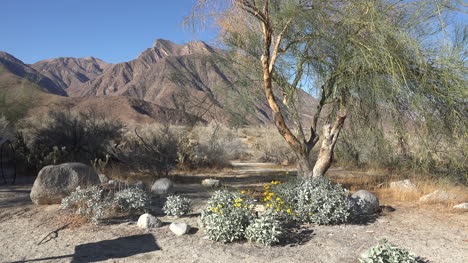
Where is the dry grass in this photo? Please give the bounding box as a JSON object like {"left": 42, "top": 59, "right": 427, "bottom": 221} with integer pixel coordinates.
{"left": 330, "top": 171, "right": 468, "bottom": 209}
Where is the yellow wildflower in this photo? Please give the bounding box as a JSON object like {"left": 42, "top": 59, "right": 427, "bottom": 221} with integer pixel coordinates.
{"left": 218, "top": 204, "right": 223, "bottom": 208}
{"left": 241, "top": 190, "right": 245, "bottom": 194}
{"left": 308, "top": 212, "right": 312, "bottom": 216}
{"left": 276, "top": 197, "right": 281, "bottom": 201}
{"left": 220, "top": 211, "right": 224, "bottom": 215}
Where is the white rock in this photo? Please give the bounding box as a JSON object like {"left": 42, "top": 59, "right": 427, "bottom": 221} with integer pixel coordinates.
{"left": 98, "top": 174, "right": 109, "bottom": 184}
{"left": 137, "top": 213, "right": 162, "bottom": 229}
{"left": 453, "top": 203, "right": 468, "bottom": 209}
{"left": 389, "top": 179, "right": 417, "bottom": 192}
{"left": 351, "top": 190, "right": 380, "bottom": 215}
{"left": 201, "top": 179, "right": 220, "bottom": 188}
{"left": 170, "top": 222, "right": 190, "bottom": 236}
{"left": 151, "top": 178, "right": 173, "bottom": 195}
{"left": 419, "top": 190, "right": 457, "bottom": 203}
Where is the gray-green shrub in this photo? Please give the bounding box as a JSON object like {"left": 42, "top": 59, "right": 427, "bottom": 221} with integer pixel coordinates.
{"left": 113, "top": 187, "right": 151, "bottom": 213}
{"left": 245, "top": 215, "right": 283, "bottom": 246}
{"left": 200, "top": 190, "right": 255, "bottom": 243}
{"left": 163, "top": 195, "right": 192, "bottom": 217}
{"left": 360, "top": 239, "right": 423, "bottom": 263}
{"left": 61, "top": 186, "right": 108, "bottom": 224}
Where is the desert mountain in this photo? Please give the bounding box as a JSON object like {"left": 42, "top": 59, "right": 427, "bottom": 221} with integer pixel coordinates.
{"left": 2, "top": 39, "right": 316, "bottom": 125}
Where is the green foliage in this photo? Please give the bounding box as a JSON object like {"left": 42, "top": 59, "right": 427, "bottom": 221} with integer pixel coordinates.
{"left": 113, "top": 188, "right": 151, "bottom": 213}
{"left": 163, "top": 195, "right": 192, "bottom": 217}
{"left": 200, "top": 190, "right": 255, "bottom": 243}
{"left": 360, "top": 239, "right": 423, "bottom": 263}
{"left": 61, "top": 186, "right": 108, "bottom": 224}
{"left": 245, "top": 215, "right": 283, "bottom": 246}
{"left": 271, "top": 177, "right": 352, "bottom": 225}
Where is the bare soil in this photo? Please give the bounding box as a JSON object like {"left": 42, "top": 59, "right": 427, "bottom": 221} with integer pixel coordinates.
{"left": 0, "top": 163, "right": 466, "bottom": 263}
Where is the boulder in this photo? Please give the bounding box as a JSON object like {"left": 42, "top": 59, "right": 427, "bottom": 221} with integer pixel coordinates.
{"left": 419, "top": 190, "right": 457, "bottom": 203}
{"left": 30, "top": 163, "right": 99, "bottom": 205}
{"left": 137, "top": 213, "right": 162, "bottom": 229}
{"left": 151, "top": 178, "right": 173, "bottom": 195}
{"left": 389, "top": 179, "right": 417, "bottom": 192}
{"left": 169, "top": 222, "right": 190, "bottom": 236}
{"left": 98, "top": 174, "right": 109, "bottom": 184}
{"left": 201, "top": 179, "right": 220, "bottom": 188}
{"left": 453, "top": 203, "right": 468, "bottom": 209}
{"left": 351, "top": 190, "right": 380, "bottom": 215}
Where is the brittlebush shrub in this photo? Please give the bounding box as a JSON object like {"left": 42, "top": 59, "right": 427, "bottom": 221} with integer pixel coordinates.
{"left": 360, "top": 239, "right": 424, "bottom": 263}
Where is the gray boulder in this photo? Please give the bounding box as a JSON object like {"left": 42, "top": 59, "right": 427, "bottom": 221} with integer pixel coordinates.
{"left": 389, "top": 179, "right": 417, "bottom": 192}
{"left": 98, "top": 174, "right": 109, "bottom": 184}
{"left": 151, "top": 178, "right": 173, "bottom": 195}
{"left": 169, "top": 222, "right": 190, "bottom": 236}
{"left": 30, "top": 163, "right": 99, "bottom": 205}
{"left": 201, "top": 179, "right": 220, "bottom": 188}
{"left": 131, "top": 181, "right": 146, "bottom": 190}
{"left": 137, "top": 213, "right": 162, "bottom": 229}
{"left": 419, "top": 190, "right": 457, "bottom": 203}
{"left": 351, "top": 190, "right": 380, "bottom": 215}
{"left": 453, "top": 203, "right": 468, "bottom": 209}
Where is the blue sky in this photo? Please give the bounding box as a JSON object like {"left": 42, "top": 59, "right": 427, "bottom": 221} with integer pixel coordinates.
{"left": 1, "top": 0, "right": 216, "bottom": 64}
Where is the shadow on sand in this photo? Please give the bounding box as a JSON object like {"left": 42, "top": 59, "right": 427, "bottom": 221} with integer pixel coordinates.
{"left": 7, "top": 234, "right": 160, "bottom": 263}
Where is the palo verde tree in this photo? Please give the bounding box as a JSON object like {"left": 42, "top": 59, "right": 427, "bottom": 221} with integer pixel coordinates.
{"left": 189, "top": 0, "right": 467, "bottom": 177}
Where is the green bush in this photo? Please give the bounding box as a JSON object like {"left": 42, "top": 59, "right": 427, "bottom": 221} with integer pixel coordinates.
{"left": 113, "top": 187, "right": 151, "bottom": 213}
{"left": 360, "top": 239, "right": 423, "bottom": 263}
{"left": 245, "top": 215, "right": 283, "bottom": 246}
{"left": 200, "top": 190, "right": 255, "bottom": 243}
{"left": 61, "top": 186, "right": 108, "bottom": 224}
{"left": 270, "top": 177, "right": 352, "bottom": 225}
{"left": 163, "top": 195, "right": 192, "bottom": 217}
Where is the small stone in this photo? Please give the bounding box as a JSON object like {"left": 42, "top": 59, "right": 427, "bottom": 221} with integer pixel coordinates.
{"left": 137, "top": 213, "right": 162, "bottom": 229}
{"left": 170, "top": 222, "right": 190, "bottom": 236}
{"left": 389, "top": 179, "right": 417, "bottom": 192}
{"left": 351, "top": 190, "right": 380, "bottom": 215}
{"left": 98, "top": 174, "right": 109, "bottom": 184}
{"left": 453, "top": 203, "right": 468, "bottom": 209}
{"left": 201, "top": 179, "right": 220, "bottom": 188}
{"left": 131, "top": 181, "right": 146, "bottom": 190}
{"left": 419, "top": 190, "right": 457, "bottom": 203}
{"left": 151, "top": 178, "right": 173, "bottom": 195}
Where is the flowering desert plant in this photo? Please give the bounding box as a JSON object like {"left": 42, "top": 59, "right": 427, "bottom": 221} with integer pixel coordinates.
{"left": 163, "top": 195, "right": 192, "bottom": 217}
{"left": 360, "top": 239, "right": 423, "bottom": 263}
{"left": 245, "top": 215, "right": 283, "bottom": 246}
{"left": 200, "top": 190, "right": 255, "bottom": 243}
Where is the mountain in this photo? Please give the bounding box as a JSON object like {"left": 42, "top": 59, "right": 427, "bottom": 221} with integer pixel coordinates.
{"left": 2, "top": 39, "right": 317, "bottom": 125}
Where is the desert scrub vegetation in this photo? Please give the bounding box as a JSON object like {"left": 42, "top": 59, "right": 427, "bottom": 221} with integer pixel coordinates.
{"left": 250, "top": 127, "right": 297, "bottom": 165}
{"left": 14, "top": 110, "right": 124, "bottom": 172}
{"left": 200, "top": 177, "right": 353, "bottom": 245}
{"left": 360, "top": 239, "right": 424, "bottom": 263}
{"left": 61, "top": 185, "right": 152, "bottom": 224}
{"left": 163, "top": 195, "right": 192, "bottom": 217}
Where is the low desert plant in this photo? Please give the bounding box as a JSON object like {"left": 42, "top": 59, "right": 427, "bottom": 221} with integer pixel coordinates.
{"left": 163, "top": 195, "right": 192, "bottom": 217}
{"left": 251, "top": 128, "right": 296, "bottom": 165}
{"left": 113, "top": 187, "right": 151, "bottom": 213}
{"left": 270, "top": 177, "right": 352, "bottom": 225}
{"left": 61, "top": 186, "right": 108, "bottom": 224}
{"left": 200, "top": 190, "right": 255, "bottom": 243}
{"left": 360, "top": 239, "right": 423, "bottom": 263}
{"left": 245, "top": 215, "right": 283, "bottom": 246}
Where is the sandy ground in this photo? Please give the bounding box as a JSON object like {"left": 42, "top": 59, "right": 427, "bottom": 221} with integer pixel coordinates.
{"left": 0, "top": 163, "right": 467, "bottom": 263}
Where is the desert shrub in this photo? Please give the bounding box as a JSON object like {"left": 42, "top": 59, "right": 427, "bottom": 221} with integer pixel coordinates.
{"left": 16, "top": 110, "right": 123, "bottom": 171}
{"left": 61, "top": 186, "right": 109, "bottom": 224}
{"left": 268, "top": 177, "right": 352, "bottom": 225}
{"left": 114, "top": 125, "right": 178, "bottom": 176}
{"left": 360, "top": 239, "right": 423, "bottom": 263}
{"left": 113, "top": 187, "right": 151, "bottom": 213}
{"left": 0, "top": 115, "right": 14, "bottom": 139}
{"left": 177, "top": 123, "right": 244, "bottom": 170}
{"left": 163, "top": 195, "right": 192, "bottom": 217}
{"left": 200, "top": 190, "right": 255, "bottom": 243}
{"left": 245, "top": 215, "right": 283, "bottom": 246}
{"left": 251, "top": 128, "right": 296, "bottom": 165}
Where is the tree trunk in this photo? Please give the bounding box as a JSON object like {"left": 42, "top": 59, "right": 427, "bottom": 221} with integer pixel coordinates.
{"left": 296, "top": 152, "right": 314, "bottom": 177}
{"left": 312, "top": 114, "right": 347, "bottom": 177}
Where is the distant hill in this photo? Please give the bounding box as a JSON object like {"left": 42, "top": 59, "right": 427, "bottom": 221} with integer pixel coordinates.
{"left": 1, "top": 39, "right": 317, "bottom": 125}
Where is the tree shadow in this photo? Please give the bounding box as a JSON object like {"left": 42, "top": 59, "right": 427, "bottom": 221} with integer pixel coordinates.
{"left": 7, "top": 234, "right": 160, "bottom": 263}
{"left": 277, "top": 224, "right": 315, "bottom": 247}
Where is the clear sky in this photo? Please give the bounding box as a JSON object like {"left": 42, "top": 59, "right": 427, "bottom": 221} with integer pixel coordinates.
{"left": 1, "top": 0, "right": 216, "bottom": 64}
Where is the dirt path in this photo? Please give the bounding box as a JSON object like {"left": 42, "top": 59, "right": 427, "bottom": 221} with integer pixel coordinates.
{"left": 0, "top": 163, "right": 466, "bottom": 263}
